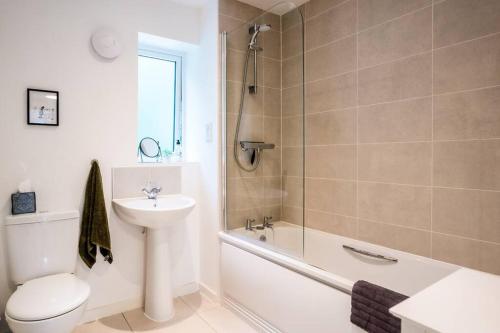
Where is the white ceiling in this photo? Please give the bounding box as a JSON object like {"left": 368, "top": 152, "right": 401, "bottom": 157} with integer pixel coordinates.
{"left": 169, "top": 0, "right": 208, "bottom": 8}
{"left": 237, "top": 0, "right": 308, "bottom": 12}
{"left": 169, "top": 0, "right": 308, "bottom": 13}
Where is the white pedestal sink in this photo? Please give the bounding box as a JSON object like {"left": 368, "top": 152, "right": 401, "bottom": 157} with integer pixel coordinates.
{"left": 112, "top": 194, "right": 195, "bottom": 322}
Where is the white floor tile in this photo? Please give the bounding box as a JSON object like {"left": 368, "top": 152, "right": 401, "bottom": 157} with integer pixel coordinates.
{"left": 181, "top": 292, "right": 218, "bottom": 313}
{"left": 73, "top": 313, "right": 131, "bottom": 333}
{"left": 123, "top": 298, "right": 215, "bottom": 333}
{"left": 197, "top": 307, "right": 259, "bottom": 333}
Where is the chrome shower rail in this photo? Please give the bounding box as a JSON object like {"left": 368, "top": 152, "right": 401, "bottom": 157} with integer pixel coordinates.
{"left": 342, "top": 245, "right": 398, "bottom": 263}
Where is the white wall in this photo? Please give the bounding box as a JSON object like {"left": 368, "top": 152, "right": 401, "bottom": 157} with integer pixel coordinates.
{"left": 184, "top": 0, "right": 221, "bottom": 297}
{"left": 0, "top": 0, "right": 203, "bottom": 318}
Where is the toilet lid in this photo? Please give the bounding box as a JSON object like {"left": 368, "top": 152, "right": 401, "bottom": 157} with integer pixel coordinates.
{"left": 6, "top": 273, "right": 90, "bottom": 321}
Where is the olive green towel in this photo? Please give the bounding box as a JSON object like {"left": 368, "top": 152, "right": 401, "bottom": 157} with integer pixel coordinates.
{"left": 79, "top": 160, "right": 113, "bottom": 268}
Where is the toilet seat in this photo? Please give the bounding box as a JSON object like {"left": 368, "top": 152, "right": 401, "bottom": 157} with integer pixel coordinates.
{"left": 6, "top": 273, "right": 90, "bottom": 321}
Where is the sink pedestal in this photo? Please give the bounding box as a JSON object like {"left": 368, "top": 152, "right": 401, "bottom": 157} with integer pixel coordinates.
{"left": 111, "top": 195, "right": 196, "bottom": 323}
{"left": 145, "top": 228, "right": 174, "bottom": 322}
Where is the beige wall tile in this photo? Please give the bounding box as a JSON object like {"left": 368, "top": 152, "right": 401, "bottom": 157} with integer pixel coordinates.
{"left": 359, "top": 53, "right": 432, "bottom": 105}
{"left": 222, "top": 16, "right": 249, "bottom": 51}
{"left": 261, "top": 29, "right": 281, "bottom": 60}
{"left": 282, "top": 55, "right": 303, "bottom": 89}
{"left": 433, "top": 187, "right": 500, "bottom": 243}
{"left": 263, "top": 87, "right": 281, "bottom": 117}
{"left": 282, "top": 205, "right": 304, "bottom": 225}
{"left": 306, "top": 36, "right": 356, "bottom": 82}
{"left": 282, "top": 85, "right": 304, "bottom": 117}
{"left": 262, "top": 147, "right": 281, "bottom": 176}
{"left": 282, "top": 147, "right": 303, "bottom": 177}
{"left": 227, "top": 81, "right": 263, "bottom": 115}
{"left": 358, "top": 182, "right": 431, "bottom": 229}
{"left": 358, "top": 0, "right": 431, "bottom": 31}
{"left": 219, "top": 13, "right": 244, "bottom": 32}
{"left": 262, "top": 205, "right": 282, "bottom": 223}
{"left": 256, "top": 12, "right": 281, "bottom": 32}
{"left": 219, "top": 0, "right": 262, "bottom": 21}
{"left": 306, "top": 72, "right": 357, "bottom": 113}
{"left": 306, "top": 0, "right": 356, "bottom": 51}
{"left": 227, "top": 49, "right": 262, "bottom": 85}
{"left": 226, "top": 177, "right": 263, "bottom": 211}
{"left": 432, "top": 233, "right": 500, "bottom": 275}
{"left": 306, "top": 210, "right": 357, "bottom": 237}
{"left": 358, "top": 142, "right": 432, "bottom": 185}
{"left": 263, "top": 177, "right": 282, "bottom": 206}
{"left": 229, "top": 145, "right": 265, "bottom": 175}
{"left": 263, "top": 116, "right": 281, "bottom": 147}
{"left": 283, "top": 116, "right": 303, "bottom": 147}
{"left": 283, "top": 176, "right": 303, "bottom": 207}
{"left": 283, "top": 24, "right": 303, "bottom": 59}
{"left": 227, "top": 208, "right": 261, "bottom": 229}
{"left": 358, "top": 97, "right": 432, "bottom": 143}
{"left": 262, "top": 57, "right": 281, "bottom": 89}
{"left": 434, "top": 86, "right": 500, "bottom": 140}
{"left": 282, "top": 5, "right": 304, "bottom": 31}
{"left": 306, "top": 178, "right": 356, "bottom": 216}
{"left": 227, "top": 113, "right": 263, "bottom": 143}
{"left": 358, "top": 220, "right": 431, "bottom": 256}
{"left": 434, "top": 140, "right": 500, "bottom": 191}
{"left": 306, "top": 109, "right": 356, "bottom": 145}
{"left": 434, "top": 0, "right": 500, "bottom": 48}
{"left": 358, "top": 7, "right": 432, "bottom": 68}
{"left": 227, "top": 147, "right": 262, "bottom": 178}
{"left": 434, "top": 33, "right": 500, "bottom": 94}
{"left": 306, "top": 145, "right": 356, "bottom": 179}
{"left": 305, "top": 0, "right": 350, "bottom": 19}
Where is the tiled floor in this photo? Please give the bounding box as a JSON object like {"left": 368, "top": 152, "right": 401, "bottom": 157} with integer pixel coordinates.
{"left": 74, "top": 292, "right": 259, "bottom": 333}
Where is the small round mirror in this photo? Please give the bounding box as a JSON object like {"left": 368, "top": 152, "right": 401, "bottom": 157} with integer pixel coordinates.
{"left": 139, "top": 137, "right": 161, "bottom": 158}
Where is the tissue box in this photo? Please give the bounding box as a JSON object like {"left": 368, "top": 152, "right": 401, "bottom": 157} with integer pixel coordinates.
{"left": 11, "top": 192, "right": 36, "bottom": 215}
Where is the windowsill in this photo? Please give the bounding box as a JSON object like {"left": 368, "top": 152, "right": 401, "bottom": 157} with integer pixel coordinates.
{"left": 113, "top": 160, "right": 199, "bottom": 169}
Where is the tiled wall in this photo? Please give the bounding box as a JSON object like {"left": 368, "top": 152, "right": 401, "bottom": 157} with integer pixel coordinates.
{"left": 220, "top": 0, "right": 286, "bottom": 229}
{"left": 283, "top": 0, "right": 500, "bottom": 275}
{"left": 221, "top": 0, "right": 500, "bottom": 275}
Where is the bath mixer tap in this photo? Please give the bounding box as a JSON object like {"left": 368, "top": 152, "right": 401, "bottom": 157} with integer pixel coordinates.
{"left": 263, "top": 216, "right": 273, "bottom": 228}
{"left": 142, "top": 186, "right": 162, "bottom": 200}
{"left": 245, "top": 218, "right": 256, "bottom": 231}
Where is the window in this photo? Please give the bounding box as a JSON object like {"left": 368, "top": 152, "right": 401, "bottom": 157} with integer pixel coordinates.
{"left": 138, "top": 49, "right": 182, "bottom": 157}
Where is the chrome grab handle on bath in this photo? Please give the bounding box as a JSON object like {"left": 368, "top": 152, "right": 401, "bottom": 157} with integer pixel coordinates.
{"left": 342, "top": 245, "right": 398, "bottom": 263}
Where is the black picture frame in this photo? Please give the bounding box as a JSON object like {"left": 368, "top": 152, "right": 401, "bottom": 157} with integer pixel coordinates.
{"left": 27, "top": 88, "right": 59, "bottom": 126}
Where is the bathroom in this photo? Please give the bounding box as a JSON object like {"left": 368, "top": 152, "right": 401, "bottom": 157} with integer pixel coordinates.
{"left": 0, "top": 0, "right": 499, "bottom": 332}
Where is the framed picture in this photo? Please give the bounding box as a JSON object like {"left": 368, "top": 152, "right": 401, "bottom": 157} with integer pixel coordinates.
{"left": 27, "top": 88, "right": 59, "bottom": 126}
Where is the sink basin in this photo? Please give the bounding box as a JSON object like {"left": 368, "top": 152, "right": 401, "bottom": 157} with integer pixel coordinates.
{"left": 112, "top": 195, "right": 195, "bottom": 229}
{"left": 112, "top": 194, "right": 196, "bottom": 322}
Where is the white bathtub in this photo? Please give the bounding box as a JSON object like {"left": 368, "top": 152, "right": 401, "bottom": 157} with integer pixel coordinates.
{"left": 219, "top": 222, "right": 458, "bottom": 332}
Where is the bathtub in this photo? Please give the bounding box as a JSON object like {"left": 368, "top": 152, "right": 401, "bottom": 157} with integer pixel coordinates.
{"left": 219, "top": 222, "right": 458, "bottom": 332}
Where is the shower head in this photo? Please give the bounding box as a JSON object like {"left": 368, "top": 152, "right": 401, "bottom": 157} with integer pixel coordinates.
{"left": 248, "top": 23, "right": 271, "bottom": 49}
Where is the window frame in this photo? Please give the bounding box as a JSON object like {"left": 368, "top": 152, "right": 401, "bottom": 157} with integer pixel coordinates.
{"left": 138, "top": 48, "right": 183, "bottom": 154}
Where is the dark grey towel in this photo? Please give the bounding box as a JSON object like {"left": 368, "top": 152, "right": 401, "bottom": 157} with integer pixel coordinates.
{"left": 79, "top": 160, "right": 113, "bottom": 268}
{"left": 351, "top": 280, "right": 408, "bottom": 333}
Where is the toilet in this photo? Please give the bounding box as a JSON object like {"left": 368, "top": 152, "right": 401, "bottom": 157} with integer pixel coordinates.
{"left": 4, "top": 211, "right": 90, "bottom": 333}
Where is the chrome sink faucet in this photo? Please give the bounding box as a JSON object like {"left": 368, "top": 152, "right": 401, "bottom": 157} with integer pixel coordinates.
{"left": 142, "top": 184, "right": 162, "bottom": 200}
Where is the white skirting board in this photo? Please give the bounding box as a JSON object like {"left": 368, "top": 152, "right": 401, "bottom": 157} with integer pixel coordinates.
{"left": 79, "top": 297, "right": 143, "bottom": 324}
{"left": 80, "top": 282, "right": 200, "bottom": 324}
